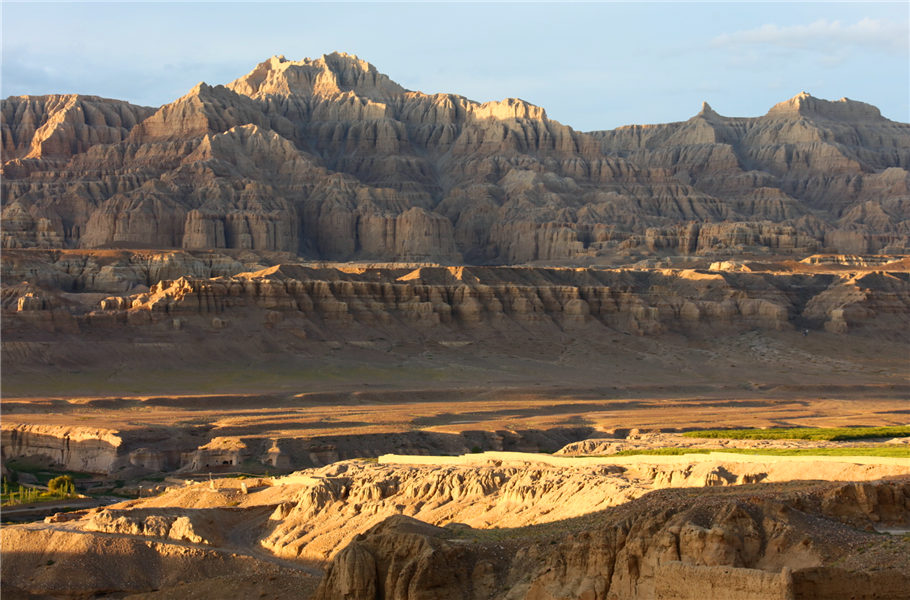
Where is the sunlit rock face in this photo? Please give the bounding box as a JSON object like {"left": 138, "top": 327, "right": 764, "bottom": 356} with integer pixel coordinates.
{"left": 1, "top": 457, "right": 908, "bottom": 598}
{"left": 4, "top": 250, "right": 908, "bottom": 342}
{"left": 1, "top": 424, "right": 124, "bottom": 473}
{"left": 314, "top": 478, "right": 910, "bottom": 600}
{"left": 3, "top": 53, "right": 909, "bottom": 261}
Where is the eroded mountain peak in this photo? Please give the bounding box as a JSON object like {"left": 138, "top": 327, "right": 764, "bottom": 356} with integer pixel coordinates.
{"left": 2, "top": 54, "right": 907, "bottom": 261}
{"left": 767, "top": 91, "right": 884, "bottom": 121}
{"left": 227, "top": 52, "right": 405, "bottom": 101}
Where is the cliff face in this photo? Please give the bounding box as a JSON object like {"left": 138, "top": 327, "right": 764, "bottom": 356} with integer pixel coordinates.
{"left": 594, "top": 96, "right": 910, "bottom": 254}
{"left": 3, "top": 54, "right": 908, "bottom": 262}
{"left": 1, "top": 424, "right": 123, "bottom": 473}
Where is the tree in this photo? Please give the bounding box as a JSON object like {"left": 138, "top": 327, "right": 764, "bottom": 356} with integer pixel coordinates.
{"left": 48, "top": 475, "right": 75, "bottom": 496}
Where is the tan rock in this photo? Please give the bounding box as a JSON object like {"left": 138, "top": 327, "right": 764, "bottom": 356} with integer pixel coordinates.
{"left": 1, "top": 94, "right": 154, "bottom": 160}
{"left": 4, "top": 60, "right": 908, "bottom": 259}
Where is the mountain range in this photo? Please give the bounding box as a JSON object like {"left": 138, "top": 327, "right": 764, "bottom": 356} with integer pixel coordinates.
{"left": 3, "top": 52, "right": 909, "bottom": 263}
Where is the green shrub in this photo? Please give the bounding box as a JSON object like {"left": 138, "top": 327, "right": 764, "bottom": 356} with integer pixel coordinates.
{"left": 47, "top": 475, "right": 75, "bottom": 495}
{"left": 682, "top": 426, "right": 910, "bottom": 442}
{"left": 607, "top": 446, "right": 909, "bottom": 458}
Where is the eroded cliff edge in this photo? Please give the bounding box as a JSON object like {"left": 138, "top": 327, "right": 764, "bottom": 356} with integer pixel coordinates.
{"left": 3, "top": 249, "right": 907, "bottom": 404}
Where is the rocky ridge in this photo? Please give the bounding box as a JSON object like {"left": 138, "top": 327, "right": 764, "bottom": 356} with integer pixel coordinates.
{"left": 3, "top": 54, "right": 909, "bottom": 262}
{"left": 4, "top": 251, "right": 908, "bottom": 348}
{"left": 0, "top": 419, "right": 593, "bottom": 478}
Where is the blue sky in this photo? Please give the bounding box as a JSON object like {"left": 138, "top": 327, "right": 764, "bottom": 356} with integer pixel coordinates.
{"left": 2, "top": 1, "right": 908, "bottom": 130}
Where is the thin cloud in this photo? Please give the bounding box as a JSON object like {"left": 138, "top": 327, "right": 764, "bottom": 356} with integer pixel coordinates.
{"left": 712, "top": 18, "right": 908, "bottom": 55}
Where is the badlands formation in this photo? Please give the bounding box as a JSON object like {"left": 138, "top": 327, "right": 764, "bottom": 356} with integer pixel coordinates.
{"left": 2, "top": 53, "right": 909, "bottom": 599}
{"left": 3, "top": 52, "right": 909, "bottom": 261}
{"left": 2, "top": 456, "right": 909, "bottom": 599}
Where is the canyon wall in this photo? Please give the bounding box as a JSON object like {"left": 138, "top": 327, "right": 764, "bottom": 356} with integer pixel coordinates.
{"left": 1, "top": 425, "right": 123, "bottom": 473}
{"left": 0, "top": 415, "right": 593, "bottom": 476}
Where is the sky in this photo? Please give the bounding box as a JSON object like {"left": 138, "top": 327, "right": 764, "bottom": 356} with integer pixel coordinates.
{"left": 2, "top": 1, "right": 908, "bottom": 131}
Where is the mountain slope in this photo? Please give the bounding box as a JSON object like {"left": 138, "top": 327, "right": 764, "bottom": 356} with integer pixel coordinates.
{"left": 2, "top": 53, "right": 908, "bottom": 263}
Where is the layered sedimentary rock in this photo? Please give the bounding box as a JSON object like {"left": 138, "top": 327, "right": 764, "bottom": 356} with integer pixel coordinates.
{"left": 0, "top": 416, "right": 591, "bottom": 476}
{"left": 0, "top": 422, "right": 225, "bottom": 475}
{"left": 1, "top": 424, "right": 123, "bottom": 473}
{"left": 4, "top": 251, "right": 908, "bottom": 343}
{"left": 3, "top": 54, "right": 908, "bottom": 261}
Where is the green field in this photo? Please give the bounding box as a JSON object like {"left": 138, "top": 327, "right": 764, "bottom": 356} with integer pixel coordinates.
{"left": 681, "top": 426, "right": 910, "bottom": 442}
{"left": 609, "top": 446, "right": 910, "bottom": 458}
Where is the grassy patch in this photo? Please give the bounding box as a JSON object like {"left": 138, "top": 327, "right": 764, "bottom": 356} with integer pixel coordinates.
{"left": 609, "top": 446, "right": 910, "bottom": 458}
{"left": 4, "top": 459, "right": 96, "bottom": 486}
{"left": 1, "top": 484, "right": 79, "bottom": 507}
{"left": 682, "top": 426, "right": 910, "bottom": 442}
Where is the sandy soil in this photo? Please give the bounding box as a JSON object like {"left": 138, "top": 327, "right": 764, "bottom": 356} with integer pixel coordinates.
{"left": 3, "top": 382, "right": 908, "bottom": 446}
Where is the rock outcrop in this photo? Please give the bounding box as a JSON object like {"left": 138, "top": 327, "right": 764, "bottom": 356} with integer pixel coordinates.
{"left": 0, "top": 422, "right": 214, "bottom": 476}
{"left": 2, "top": 250, "right": 906, "bottom": 405}
{"left": 0, "top": 404, "right": 593, "bottom": 476}
{"left": 4, "top": 252, "right": 907, "bottom": 343}
{"left": 1, "top": 424, "right": 123, "bottom": 473}
{"left": 1, "top": 94, "right": 155, "bottom": 160}
{"left": 3, "top": 54, "right": 908, "bottom": 261}
{"left": 314, "top": 477, "right": 910, "bottom": 600}
{"left": 2, "top": 456, "right": 907, "bottom": 599}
